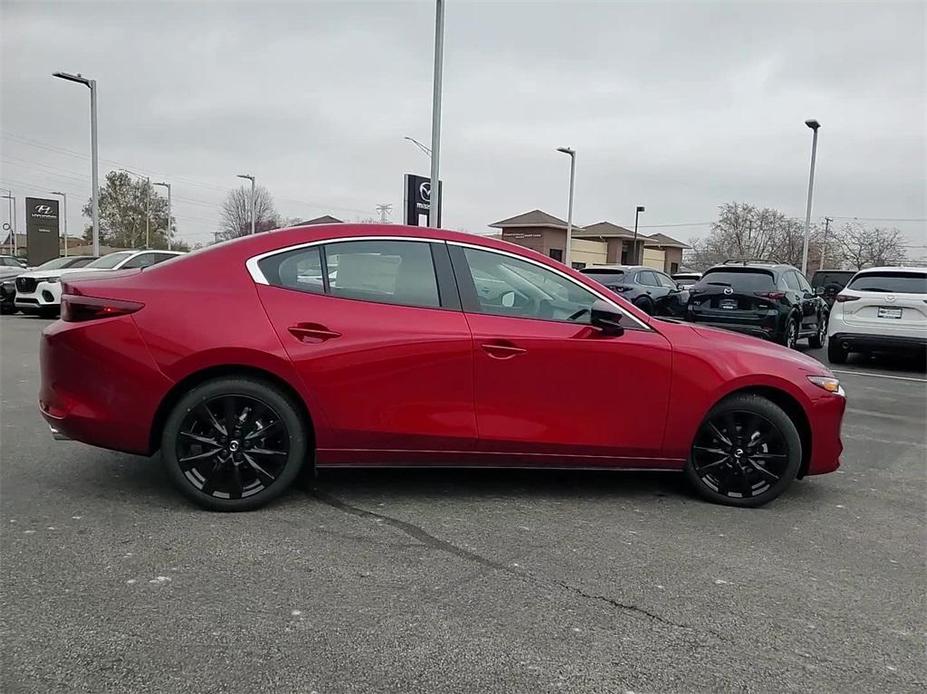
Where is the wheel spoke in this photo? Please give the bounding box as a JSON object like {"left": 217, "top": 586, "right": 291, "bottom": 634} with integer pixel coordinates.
{"left": 178, "top": 447, "right": 222, "bottom": 466}
{"left": 695, "top": 455, "right": 729, "bottom": 471}
{"left": 229, "top": 463, "right": 244, "bottom": 499}
{"left": 723, "top": 412, "right": 739, "bottom": 444}
{"left": 245, "top": 419, "right": 280, "bottom": 441}
{"left": 200, "top": 466, "right": 223, "bottom": 496}
{"left": 751, "top": 452, "right": 787, "bottom": 461}
{"left": 747, "top": 460, "right": 780, "bottom": 482}
{"left": 197, "top": 403, "right": 226, "bottom": 436}
{"left": 180, "top": 431, "right": 219, "bottom": 446}
{"left": 243, "top": 452, "right": 276, "bottom": 484}
{"left": 246, "top": 447, "right": 287, "bottom": 457}
{"left": 223, "top": 397, "right": 237, "bottom": 437}
{"left": 693, "top": 445, "right": 728, "bottom": 456}
{"left": 707, "top": 421, "right": 731, "bottom": 446}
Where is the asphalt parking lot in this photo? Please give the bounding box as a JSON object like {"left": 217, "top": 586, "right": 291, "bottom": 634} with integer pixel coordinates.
{"left": 1, "top": 314, "right": 925, "bottom": 693}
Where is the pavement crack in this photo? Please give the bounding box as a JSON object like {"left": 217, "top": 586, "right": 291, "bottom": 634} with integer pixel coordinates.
{"left": 311, "top": 489, "right": 519, "bottom": 576}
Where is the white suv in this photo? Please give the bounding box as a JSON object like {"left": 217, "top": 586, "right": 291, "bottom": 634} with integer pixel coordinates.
{"left": 14, "top": 250, "right": 183, "bottom": 316}
{"left": 827, "top": 266, "right": 927, "bottom": 363}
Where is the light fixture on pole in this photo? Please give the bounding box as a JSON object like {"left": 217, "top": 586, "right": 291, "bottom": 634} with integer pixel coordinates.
{"left": 237, "top": 174, "right": 256, "bottom": 235}
{"left": 403, "top": 136, "right": 432, "bottom": 158}
{"left": 556, "top": 147, "right": 576, "bottom": 267}
{"left": 53, "top": 71, "right": 99, "bottom": 256}
{"left": 50, "top": 191, "right": 68, "bottom": 256}
{"left": 119, "top": 168, "right": 151, "bottom": 248}
{"left": 428, "top": 0, "right": 445, "bottom": 228}
{"left": 801, "top": 119, "right": 821, "bottom": 276}
{"left": 633, "top": 205, "right": 646, "bottom": 264}
{"left": 1, "top": 192, "right": 16, "bottom": 257}
{"left": 153, "top": 182, "right": 172, "bottom": 250}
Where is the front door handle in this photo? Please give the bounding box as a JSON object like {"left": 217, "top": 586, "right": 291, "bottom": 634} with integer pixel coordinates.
{"left": 482, "top": 341, "right": 526, "bottom": 359}
{"left": 288, "top": 323, "right": 341, "bottom": 342}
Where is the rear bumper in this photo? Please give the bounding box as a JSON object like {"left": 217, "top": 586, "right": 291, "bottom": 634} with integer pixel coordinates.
{"left": 39, "top": 315, "right": 174, "bottom": 455}
{"left": 686, "top": 320, "right": 779, "bottom": 341}
{"left": 830, "top": 332, "right": 927, "bottom": 353}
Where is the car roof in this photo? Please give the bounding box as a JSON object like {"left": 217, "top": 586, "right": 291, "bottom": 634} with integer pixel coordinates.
{"left": 582, "top": 265, "right": 649, "bottom": 272}
{"left": 853, "top": 266, "right": 926, "bottom": 274}
{"left": 706, "top": 263, "right": 792, "bottom": 272}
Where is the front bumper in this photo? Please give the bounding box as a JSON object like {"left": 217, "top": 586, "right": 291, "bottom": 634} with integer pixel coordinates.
{"left": 15, "top": 281, "right": 62, "bottom": 309}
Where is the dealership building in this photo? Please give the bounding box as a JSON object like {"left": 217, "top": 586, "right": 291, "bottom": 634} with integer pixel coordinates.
{"left": 489, "top": 209, "right": 688, "bottom": 274}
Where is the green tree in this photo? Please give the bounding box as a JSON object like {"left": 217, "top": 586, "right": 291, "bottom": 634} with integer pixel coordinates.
{"left": 81, "top": 171, "right": 176, "bottom": 249}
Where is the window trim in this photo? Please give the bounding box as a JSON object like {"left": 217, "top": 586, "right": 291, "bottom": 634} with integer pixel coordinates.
{"left": 248, "top": 236, "right": 460, "bottom": 311}
{"left": 447, "top": 241, "right": 650, "bottom": 331}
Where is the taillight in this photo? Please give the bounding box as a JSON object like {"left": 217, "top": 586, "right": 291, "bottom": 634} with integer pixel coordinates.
{"left": 61, "top": 295, "right": 143, "bottom": 322}
{"left": 609, "top": 285, "right": 631, "bottom": 292}
{"left": 835, "top": 294, "right": 859, "bottom": 303}
{"left": 755, "top": 291, "right": 786, "bottom": 300}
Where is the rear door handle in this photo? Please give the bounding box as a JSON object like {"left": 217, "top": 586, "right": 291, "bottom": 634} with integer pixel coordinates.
{"left": 288, "top": 323, "right": 342, "bottom": 342}
{"left": 481, "top": 341, "right": 526, "bottom": 359}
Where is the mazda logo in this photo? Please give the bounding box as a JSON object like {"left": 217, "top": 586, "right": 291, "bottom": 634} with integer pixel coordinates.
{"left": 723, "top": 287, "right": 733, "bottom": 295}
{"left": 419, "top": 182, "right": 431, "bottom": 203}
{"left": 34, "top": 205, "right": 53, "bottom": 215}
{"left": 885, "top": 294, "right": 896, "bottom": 302}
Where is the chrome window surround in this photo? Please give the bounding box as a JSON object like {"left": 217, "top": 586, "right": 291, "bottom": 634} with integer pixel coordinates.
{"left": 245, "top": 235, "right": 651, "bottom": 331}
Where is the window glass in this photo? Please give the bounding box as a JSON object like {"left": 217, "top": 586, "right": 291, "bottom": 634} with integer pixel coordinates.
{"left": 259, "top": 246, "right": 325, "bottom": 294}
{"left": 85, "top": 251, "right": 134, "bottom": 269}
{"left": 325, "top": 240, "right": 440, "bottom": 308}
{"left": 695, "top": 269, "right": 776, "bottom": 291}
{"left": 122, "top": 253, "right": 159, "bottom": 269}
{"left": 655, "top": 272, "right": 677, "bottom": 289}
{"left": 782, "top": 272, "right": 802, "bottom": 291}
{"left": 637, "top": 270, "right": 659, "bottom": 287}
{"left": 848, "top": 272, "right": 927, "bottom": 294}
{"left": 462, "top": 247, "right": 599, "bottom": 323}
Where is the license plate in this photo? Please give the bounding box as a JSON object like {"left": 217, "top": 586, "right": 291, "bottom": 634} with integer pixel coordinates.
{"left": 720, "top": 299, "right": 737, "bottom": 310}
{"left": 878, "top": 307, "right": 902, "bottom": 319}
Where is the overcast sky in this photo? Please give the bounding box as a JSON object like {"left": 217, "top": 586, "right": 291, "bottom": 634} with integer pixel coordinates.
{"left": 1, "top": 0, "right": 924, "bottom": 252}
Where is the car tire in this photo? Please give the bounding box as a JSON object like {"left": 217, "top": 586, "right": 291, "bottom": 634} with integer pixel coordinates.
{"left": 633, "top": 297, "right": 655, "bottom": 315}
{"left": 827, "top": 340, "right": 848, "bottom": 364}
{"left": 161, "top": 376, "right": 309, "bottom": 512}
{"left": 780, "top": 316, "right": 799, "bottom": 349}
{"left": 684, "top": 393, "right": 802, "bottom": 508}
{"left": 808, "top": 312, "right": 827, "bottom": 349}
{"left": 38, "top": 307, "right": 58, "bottom": 319}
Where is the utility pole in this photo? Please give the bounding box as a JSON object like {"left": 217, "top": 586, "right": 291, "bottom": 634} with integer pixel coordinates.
{"left": 1, "top": 192, "right": 16, "bottom": 256}
{"left": 237, "top": 174, "right": 256, "bottom": 235}
{"left": 428, "top": 0, "right": 445, "bottom": 228}
{"left": 376, "top": 203, "right": 392, "bottom": 224}
{"left": 154, "top": 182, "right": 172, "bottom": 250}
{"left": 556, "top": 147, "right": 576, "bottom": 267}
{"left": 51, "top": 191, "right": 68, "bottom": 256}
{"left": 819, "top": 216, "right": 833, "bottom": 271}
{"left": 633, "top": 205, "right": 646, "bottom": 265}
{"left": 801, "top": 119, "right": 821, "bottom": 276}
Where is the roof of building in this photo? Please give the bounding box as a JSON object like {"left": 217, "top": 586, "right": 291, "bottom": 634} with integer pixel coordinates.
{"left": 643, "top": 232, "right": 689, "bottom": 249}
{"left": 292, "top": 215, "right": 343, "bottom": 226}
{"left": 574, "top": 222, "right": 637, "bottom": 239}
{"left": 489, "top": 209, "right": 583, "bottom": 231}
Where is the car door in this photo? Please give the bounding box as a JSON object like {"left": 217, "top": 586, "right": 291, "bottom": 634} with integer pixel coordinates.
{"left": 253, "top": 238, "right": 477, "bottom": 462}
{"left": 449, "top": 243, "right": 673, "bottom": 466}
{"left": 794, "top": 271, "right": 821, "bottom": 329}
{"left": 653, "top": 271, "right": 684, "bottom": 316}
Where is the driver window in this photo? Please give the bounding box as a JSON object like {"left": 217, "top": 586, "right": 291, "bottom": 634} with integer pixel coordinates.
{"left": 783, "top": 272, "right": 802, "bottom": 291}
{"left": 461, "top": 247, "right": 599, "bottom": 323}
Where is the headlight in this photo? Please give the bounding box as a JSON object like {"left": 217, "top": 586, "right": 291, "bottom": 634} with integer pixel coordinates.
{"left": 40, "top": 277, "right": 60, "bottom": 284}
{"left": 808, "top": 375, "right": 843, "bottom": 395}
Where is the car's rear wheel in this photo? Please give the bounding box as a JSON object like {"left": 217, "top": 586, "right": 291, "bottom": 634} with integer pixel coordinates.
{"left": 827, "top": 339, "right": 848, "bottom": 364}
{"left": 808, "top": 312, "right": 827, "bottom": 349}
{"left": 684, "top": 394, "right": 801, "bottom": 508}
{"left": 161, "top": 377, "right": 308, "bottom": 511}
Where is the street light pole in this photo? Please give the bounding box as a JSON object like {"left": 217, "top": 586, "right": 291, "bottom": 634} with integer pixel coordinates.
{"left": 801, "top": 119, "right": 821, "bottom": 276}
{"left": 153, "top": 182, "right": 172, "bottom": 250}
{"left": 556, "top": 147, "right": 576, "bottom": 267}
{"left": 428, "top": 0, "right": 445, "bottom": 228}
{"left": 403, "top": 136, "right": 432, "bottom": 158}
{"left": 1, "top": 193, "right": 16, "bottom": 256}
{"left": 237, "top": 174, "right": 256, "bottom": 235}
{"left": 53, "top": 71, "right": 99, "bottom": 256}
{"left": 633, "top": 205, "right": 646, "bottom": 265}
{"left": 50, "top": 191, "right": 68, "bottom": 256}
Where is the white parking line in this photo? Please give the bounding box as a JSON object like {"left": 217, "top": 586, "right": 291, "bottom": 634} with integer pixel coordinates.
{"left": 831, "top": 369, "right": 927, "bottom": 384}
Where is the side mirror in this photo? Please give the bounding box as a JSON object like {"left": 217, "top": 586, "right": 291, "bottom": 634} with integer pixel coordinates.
{"left": 815, "top": 286, "right": 825, "bottom": 296}
{"left": 591, "top": 299, "right": 625, "bottom": 336}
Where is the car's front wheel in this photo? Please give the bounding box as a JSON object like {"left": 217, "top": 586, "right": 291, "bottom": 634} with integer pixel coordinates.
{"left": 633, "top": 296, "right": 655, "bottom": 315}
{"left": 780, "top": 317, "right": 799, "bottom": 349}
{"left": 684, "top": 394, "right": 802, "bottom": 508}
{"left": 161, "top": 376, "right": 309, "bottom": 511}
{"left": 808, "top": 312, "right": 828, "bottom": 349}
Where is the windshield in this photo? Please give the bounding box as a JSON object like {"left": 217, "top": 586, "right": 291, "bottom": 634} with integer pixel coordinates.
{"left": 696, "top": 269, "right": 775, "bottom": 291}
{"left": 580, "top": 269, "right": 625, "bottom": 285}
{"left": 848, "top": 272, "right": 927, "bottom": 294}
{"left": 84, "top": 251, "right": 134, "bottom": 269}
{"left": 35, "top": 257, "right": 76, "bottom": 270}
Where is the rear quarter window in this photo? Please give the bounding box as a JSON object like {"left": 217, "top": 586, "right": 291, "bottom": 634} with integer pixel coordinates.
{"left": 580, "top": 270, "right": 625, "bottom": 286}
{"left": 695, "top": 270, "right": 775, "bottom": 291}
{"left": 847, "top": 272, "right": 927, "bottom": 294}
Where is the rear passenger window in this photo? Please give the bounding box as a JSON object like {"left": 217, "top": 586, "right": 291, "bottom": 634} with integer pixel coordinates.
{"left": 259, "top": 246, "right": 325, "bottom": 294}
{"left": 783, "top": 272, "right": 802, "bottom": 291}
{"left": 325, "top": 240, "right": 440, "bottom": 308}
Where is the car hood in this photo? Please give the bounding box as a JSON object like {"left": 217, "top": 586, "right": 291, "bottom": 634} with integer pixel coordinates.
{"left": 689, "top": 323, "right": 833, "bottom": 376}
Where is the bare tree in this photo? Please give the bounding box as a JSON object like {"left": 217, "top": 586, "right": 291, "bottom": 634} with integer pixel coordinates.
{"left": 688, "top": 202, "right": 824, "bottom": 271}
{"left": 219, "top": 185, "right": 279, "bottom": 240}
{"left": 834, "top": 223, "right": 907, "bottom": 270}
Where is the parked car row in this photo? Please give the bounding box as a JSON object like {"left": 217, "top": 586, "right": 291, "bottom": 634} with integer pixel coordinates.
{"left": 577, "top": 260, "right": 925, "bottom": 364}
{"left": 3, "top": 250, "right": 183, "bottom": 316}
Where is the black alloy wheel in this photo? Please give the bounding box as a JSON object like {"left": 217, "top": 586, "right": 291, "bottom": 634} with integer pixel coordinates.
{"left": 162, "top": 377, "right": 308, "bottom": 511}
{"left": 809, "top": 312, "right": 827, "bottom": 349}
{"left": 685, "top": 394, "right": 801, "bottom": 507}
{"left": 782, "top": 318, "right": 799, "bottom": 349}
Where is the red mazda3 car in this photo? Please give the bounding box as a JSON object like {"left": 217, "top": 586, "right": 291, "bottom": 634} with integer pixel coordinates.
{"left": 40, "top": 225, "right": 845, "bottom": 511}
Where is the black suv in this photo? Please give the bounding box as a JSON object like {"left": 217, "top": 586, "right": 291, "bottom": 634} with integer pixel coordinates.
{"left": 579, "top": 265, "right": 687, "bottom": 316}
{"left": 686, "top": 261, "right": 828, "bottom": 349}
{"left": 810, "top": 269, "right": 855, "bottom": 308}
